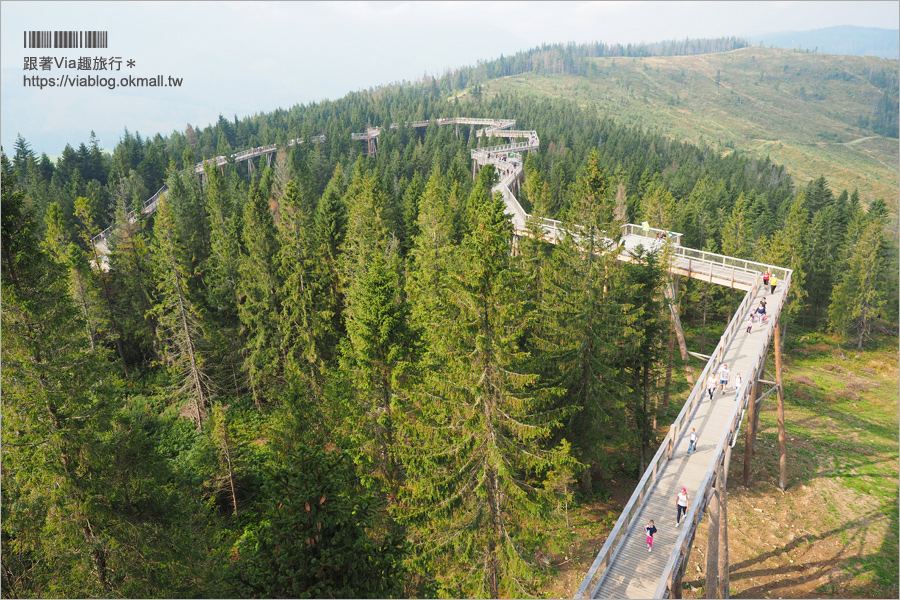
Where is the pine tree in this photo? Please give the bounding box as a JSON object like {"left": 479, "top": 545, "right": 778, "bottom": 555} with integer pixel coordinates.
{"left": 2, "top": 155, "right": 206, "bottom": 597}
{"left": 237, "top": 186, "right": 284, "bottom": 402}
{"left": 277, "top": 179, "right": 328, "bottom": 395}
{"left": 399, "top": 174, "right": 574, "bottom": 598}
{"left": 338, "top": 161, "right": 415, "bottom": 499}
{"left": 828, "top": 216, "right": 886, "bottom": 349}
{"left": 148, "top": 193, "right": 212, "bottom": 428}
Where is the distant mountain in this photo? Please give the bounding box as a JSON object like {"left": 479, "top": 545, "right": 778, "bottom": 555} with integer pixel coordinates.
{"left": 752, "top": 25, "right": 898, "bottom": 59}
{"left": 470, "top": 45, "right": 898, "bottom": 208}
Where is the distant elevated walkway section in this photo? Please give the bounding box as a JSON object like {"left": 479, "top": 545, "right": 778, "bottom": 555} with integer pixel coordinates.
{"left": 91, "top": 184, "right": 168, "bottom": 266}
{"left": 232, "top": 144, "right": 278, "bottom": 162}
{"left": 194, "top": 156, "right": 228, "bottom": 174}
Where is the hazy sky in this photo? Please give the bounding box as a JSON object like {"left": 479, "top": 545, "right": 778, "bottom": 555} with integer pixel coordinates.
{"left": 2, "top": 1, "right": 898, "bottom": 155}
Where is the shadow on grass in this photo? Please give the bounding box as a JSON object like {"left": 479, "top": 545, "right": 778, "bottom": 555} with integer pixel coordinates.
{"left": 682, "top": 506, "right": 897, "bottom": 598}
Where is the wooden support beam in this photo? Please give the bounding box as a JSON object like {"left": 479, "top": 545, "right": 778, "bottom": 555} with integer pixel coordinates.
{"left": 718, "top": 445, "right": 732, "bottom": 598}
{"left": 672, "top": 555, "right": 684, "bottom": 599}
{"left": 705, "top": 487, "right": 720, "bottom": 599}
{"left": 665, "top": 278, "right": 695, "bottom": 385}
{"left": 688, "top": 351, "right": 712, "bottom": 361}
{"left": 774, "top": 323, "right": 788, "bottom": 490}
{"left": 743, "top": 377, "right": 758, "bottom": 486}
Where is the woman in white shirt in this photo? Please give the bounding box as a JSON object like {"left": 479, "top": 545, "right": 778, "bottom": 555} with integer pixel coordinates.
{"left": 676, "top": 487, "right": 690, "bottom": 527}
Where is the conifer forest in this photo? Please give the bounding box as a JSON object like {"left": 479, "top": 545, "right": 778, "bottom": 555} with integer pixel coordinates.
{"left": 2, "top": 75, "right": 897, "bottom": 598}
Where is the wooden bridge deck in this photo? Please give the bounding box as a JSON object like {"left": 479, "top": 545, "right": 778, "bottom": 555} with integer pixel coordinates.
{"left": 590, "top": 279, "right": 784, "bottom": 597}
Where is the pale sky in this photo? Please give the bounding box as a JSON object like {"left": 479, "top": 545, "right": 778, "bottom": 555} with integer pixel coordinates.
{"left": 2, "top": 1, "right": 898, "bottom": 155}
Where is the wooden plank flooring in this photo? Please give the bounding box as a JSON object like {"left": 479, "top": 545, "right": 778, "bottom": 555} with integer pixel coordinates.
{"left": 592, "top": 280, "right": 785, "bottom": 598}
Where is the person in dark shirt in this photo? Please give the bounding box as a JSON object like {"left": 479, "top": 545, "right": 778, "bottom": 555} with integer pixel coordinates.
{"left": 645, "top": 520, "right": 657, "bottom": 552}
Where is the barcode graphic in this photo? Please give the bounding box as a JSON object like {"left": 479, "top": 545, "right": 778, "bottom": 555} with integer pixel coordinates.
{"left": 24, "top": 30, "right": 107, "bottom": 49}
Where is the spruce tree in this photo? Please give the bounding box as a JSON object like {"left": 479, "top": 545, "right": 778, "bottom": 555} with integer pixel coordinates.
{"left": 530, "top": 164, "right": 635, "bottom": 483}
{"left": 237, "top": 186, "right": 284, "bottom": 402}
{"left": 106, "top": 195, "right": 157, "bottom": 365}
{"left": 313, "top": 165, "right": 348, "bottom": 363}
{"left": 277, "top": 179, "right": 328, "bottom": 396}
{"left": 828, "top": 216, "right": 887, "bottom": 349}
{"left": 399, "top": 173, "right": 574, "bottom": 598}
{"left": 148, "top": 193, "right": 212, "bottom": 428}
{"left": 338, "top": 161, "right": 415, "bottom": 499}
{"left": 201, "top": 165, "right": 245, "bottom": 398}
{"left": 2, "top": 155, "right": 206, "bottom": 597}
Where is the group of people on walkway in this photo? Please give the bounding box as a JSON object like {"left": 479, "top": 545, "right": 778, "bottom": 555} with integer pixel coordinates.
{"left": 644, "top": 487, "right": 691, "bottom": 553}
{"left": 643, "top": 269, "right": 780, "bottom": 557}
{"left": 763, "top": 270, "right": 779, "bottom": 295}
{"left": 746, "top": 297, "right": 768, "bottom": 333}
{"left": 706, "top": 363, "right": 742, "bottom": 402}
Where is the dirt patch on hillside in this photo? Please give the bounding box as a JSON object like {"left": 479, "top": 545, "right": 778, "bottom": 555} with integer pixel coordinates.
{"left": 793, "top": 375, "right": 819, "bottom": 388}
{"left": 680, "top": 477, "right": 894, "bottom": 599}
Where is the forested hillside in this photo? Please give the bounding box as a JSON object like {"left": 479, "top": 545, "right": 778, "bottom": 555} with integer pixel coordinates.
{"left": 3, "top": 67, "right": 897, "bottom": 597}
{"left": 462, "top": 44, "right": 899, "bottom": 217}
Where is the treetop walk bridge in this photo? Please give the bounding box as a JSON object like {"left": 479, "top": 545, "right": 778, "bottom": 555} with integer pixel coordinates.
{"left": 91, "top": 121, "right": 792, "bottom": 600}
{"left": 468, "top": 121, "right": 792, "bottom": 599}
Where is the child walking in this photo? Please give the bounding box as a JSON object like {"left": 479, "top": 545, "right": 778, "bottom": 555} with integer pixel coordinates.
{"left": 687, "top": 428, "right": 698, "bottom": 455}
{"left": 746, "top": 313, "right": 754, "bottom": 334}
{"left": 645, "top": 520, "right": 657, "bottom": 552}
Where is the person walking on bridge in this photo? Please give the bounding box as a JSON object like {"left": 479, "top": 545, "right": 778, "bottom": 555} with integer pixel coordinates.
{"left": 675, "top": 488, "right": 690, "bottom": 527}
{"left": 770, "top": 274, "right": 778, "bottom": 295}
{"left": 763, "top": 269, "right": 770, "bottom": 292}
{"left": 707, "top": 372, "right": 717, "bottom": 401}
{"left": 718, "top": 363, "right": 730, "bottom": 394}
{"left": 645, "top": 520, "right": 657, "bottom": 552}
{"left": 687, "top": 428, "right": 699, "bottom": 455}
{"left": 756, "top": 300, "right": 768, "bottom": 323}
{"left": 733, "top": 373, "right": 743, "bottom": 401}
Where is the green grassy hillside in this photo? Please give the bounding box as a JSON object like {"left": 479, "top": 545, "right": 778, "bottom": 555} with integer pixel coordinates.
{"left": 476, "top": 46, "right": 898, "bottom": 214}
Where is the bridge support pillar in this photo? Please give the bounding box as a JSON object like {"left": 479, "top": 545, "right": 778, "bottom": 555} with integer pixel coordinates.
{"left": 705, "top": 487, "right": 720, "bottom": 599}
{"left": 774, "top": 322, "right": 788, "bottom": 490}
{"left": 742, "top": 376, "right": 759, "bottom": 486}
{"left": 718, "top": 445, "right": 732, "bottom": 598}
{"left": 665, "top": 278, "right": 695, "bottom": 385}
{"left": 671, "top": 555, "right": 685, "bottom": 599}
